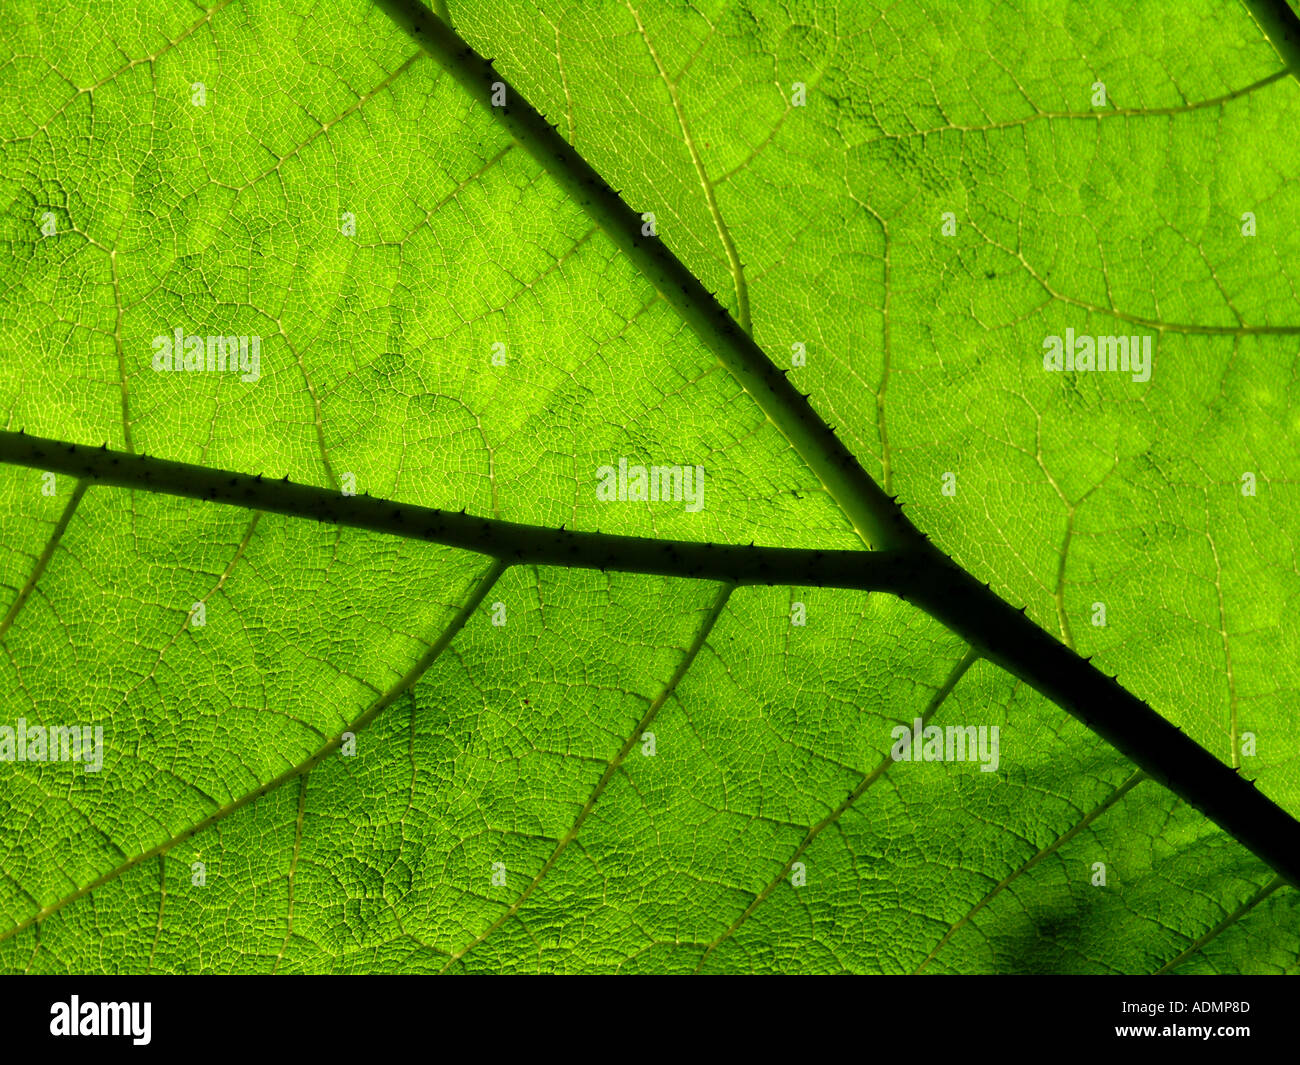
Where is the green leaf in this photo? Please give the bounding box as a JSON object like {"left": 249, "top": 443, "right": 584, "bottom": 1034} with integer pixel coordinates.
{"left": 1, "top": 0, "right": 1298, "bottom": 974}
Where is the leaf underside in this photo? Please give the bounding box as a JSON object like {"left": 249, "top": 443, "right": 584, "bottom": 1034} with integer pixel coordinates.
{"left": 0, "top": 0, "right": 1298, "bottom": 974}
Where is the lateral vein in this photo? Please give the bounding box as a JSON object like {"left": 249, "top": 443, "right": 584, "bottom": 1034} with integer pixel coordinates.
{"left": 443, "top": 582, "right": 735, "bottom": 971}
{"left": 0, "top": 557, "right": 506, "bottom": 946}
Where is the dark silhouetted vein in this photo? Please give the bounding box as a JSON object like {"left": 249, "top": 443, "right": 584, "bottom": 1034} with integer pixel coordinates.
{"left": 3, "top": 0, "right": 1298, "bottom": 969}
{"left": 7, "top": 424, "right": 1300, "bottom": 902}
{"left": 1242, "top": 0, "right": 1300, "bottom": 79}
{"left": 372, "top": 0, "right": 923, "bottom": 555}
{"left": 0, "top": 432, "right": 910, "bottom": 594}
{"left": 368, "top": 0, "right": 1300, "bottom": 896}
